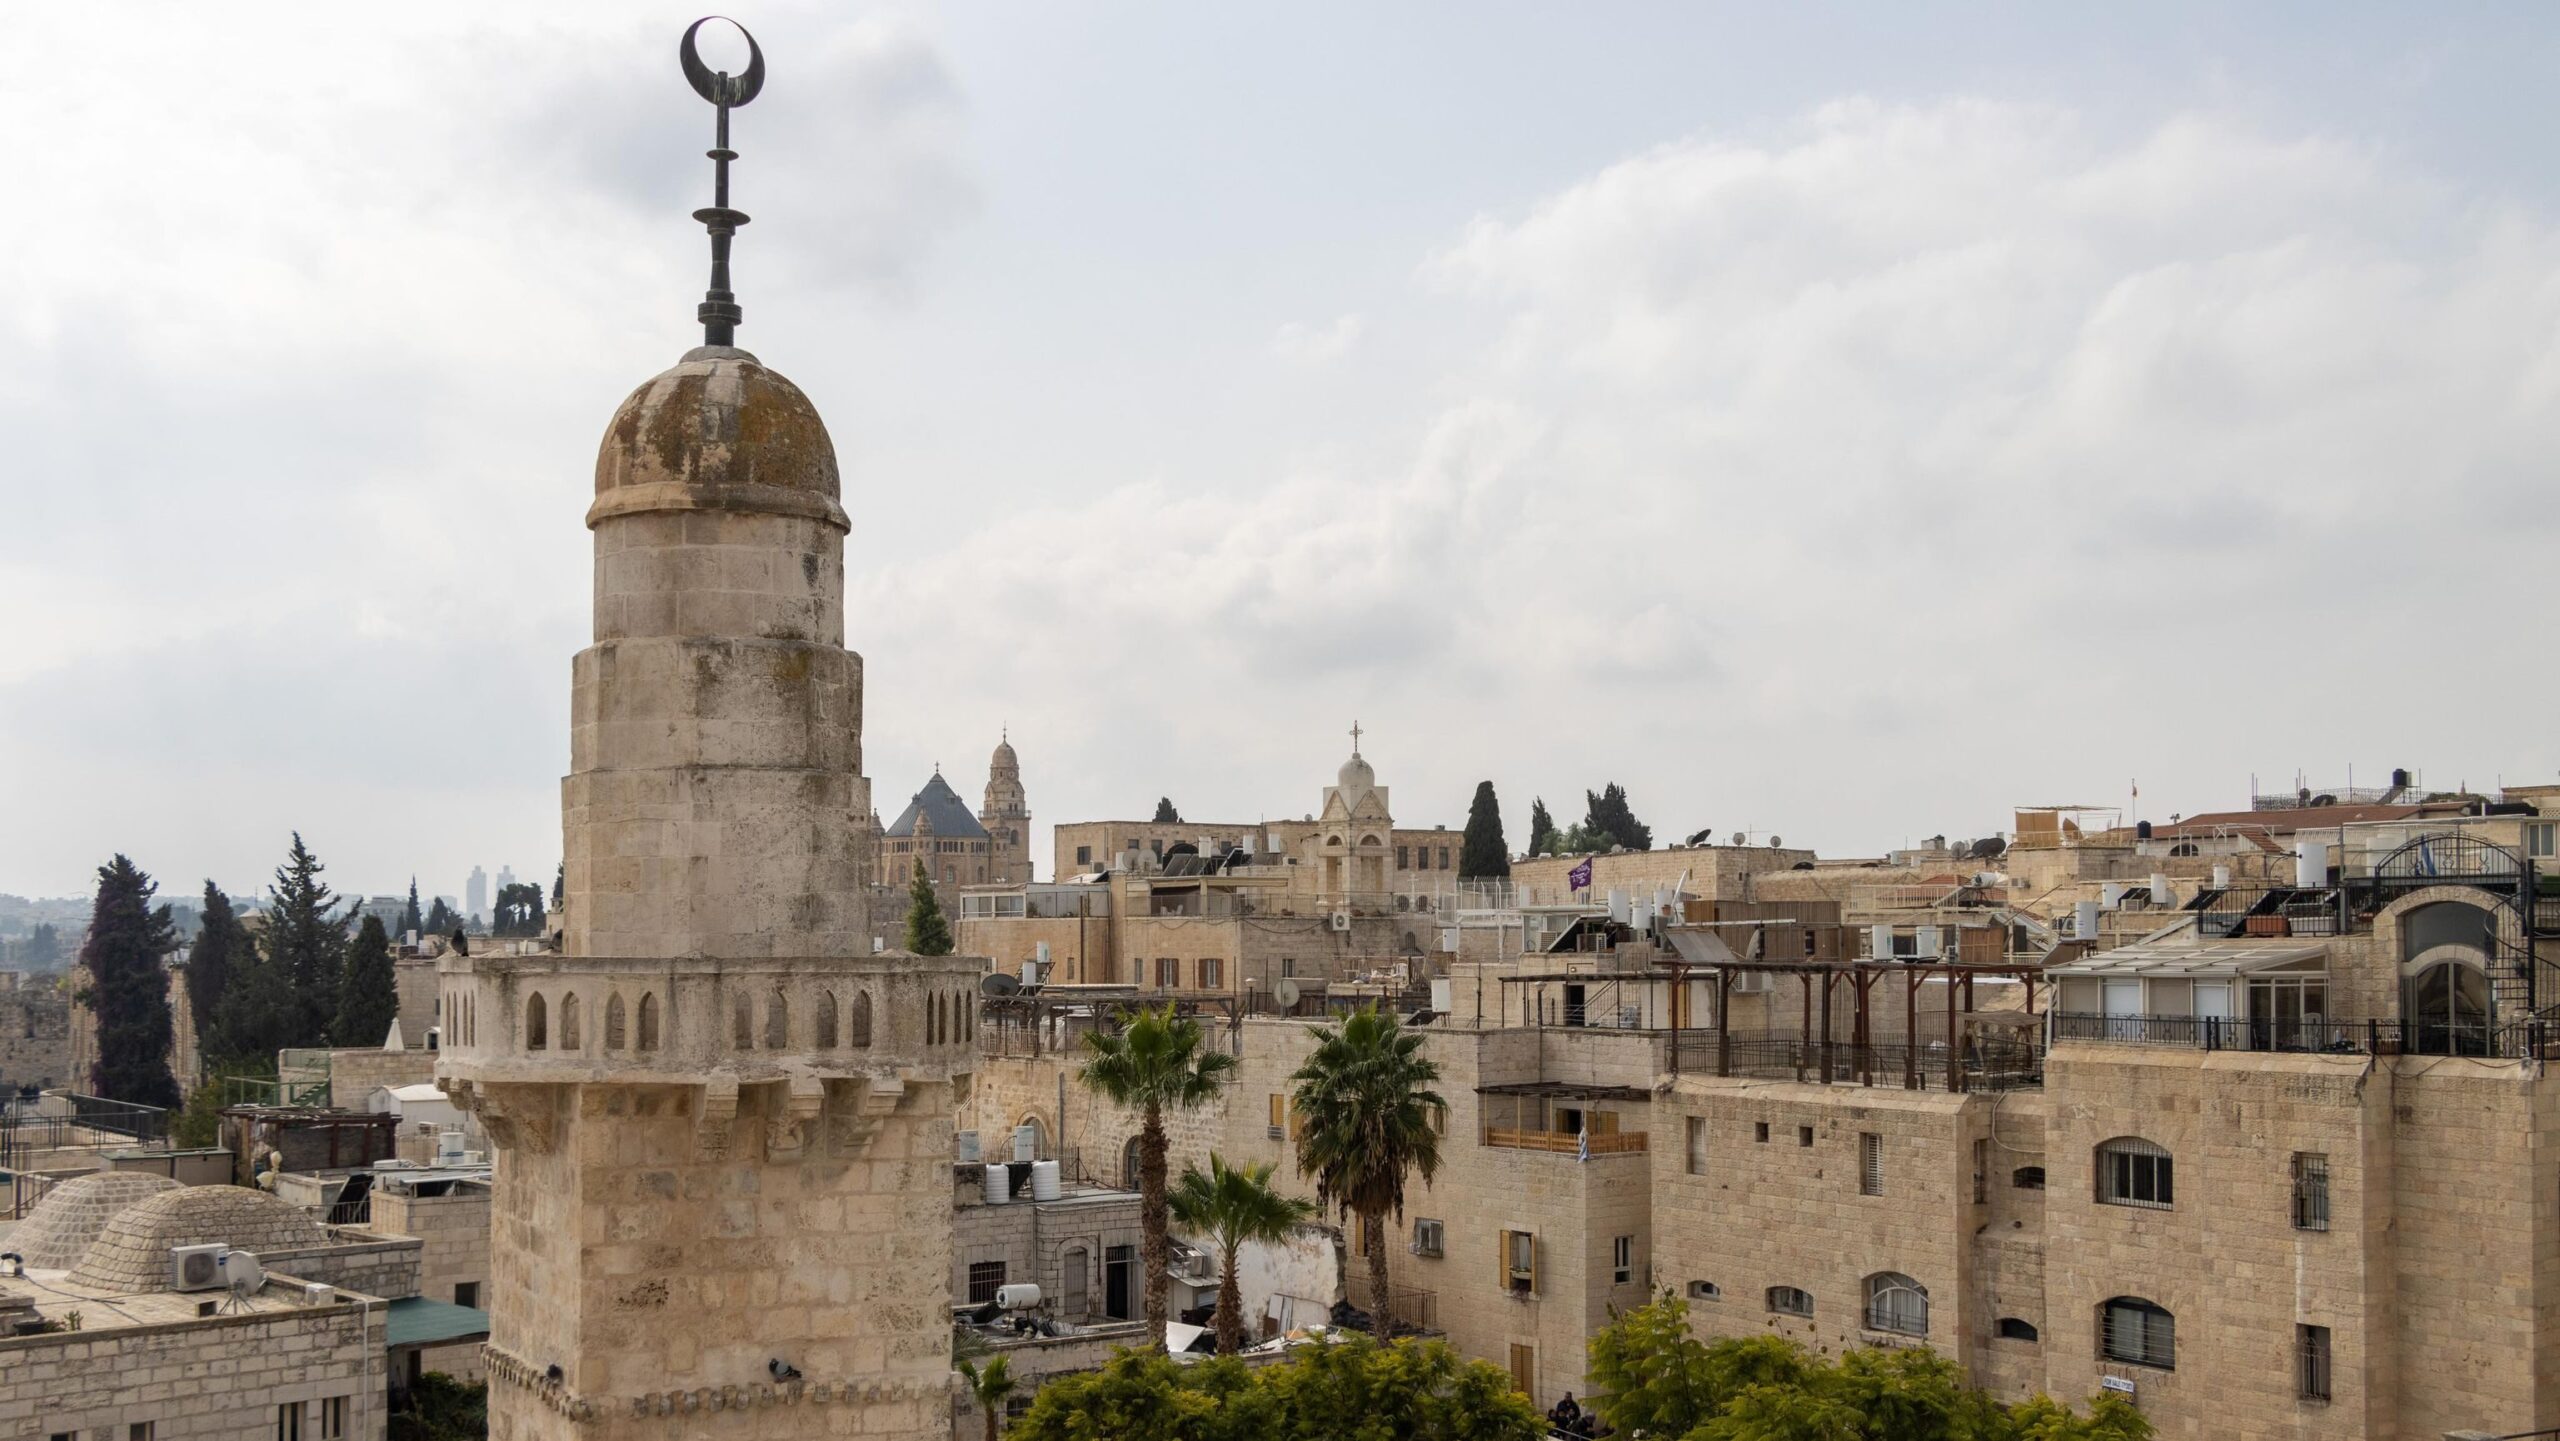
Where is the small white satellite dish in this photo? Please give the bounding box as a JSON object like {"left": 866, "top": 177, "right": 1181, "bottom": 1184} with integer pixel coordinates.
{"left": 1271, "top": 978, "right": 1302, "bottom": 1009}
{"left": 221, "top": 1250, "right": 263, "bottom": 1310}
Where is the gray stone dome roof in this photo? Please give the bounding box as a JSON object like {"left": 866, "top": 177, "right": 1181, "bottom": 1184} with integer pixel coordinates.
{"left": 69, "top": 1185, "right": 335, "bottom": 1292}
{"left": 590, "top": 346, "right": 845, "bottom": 532}
{"left": 883, "top": 772, "right": 988, "bottom": 840}
{"left": 9, "top": 1172, "right": 183, "bottom": 1272}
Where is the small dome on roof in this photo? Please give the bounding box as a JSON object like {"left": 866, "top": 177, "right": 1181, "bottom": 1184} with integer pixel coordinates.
{"left": 590, "top": 346, "right": 845, "bottom": 533}
{"left": 71, "top": 1185, "right": 335, "bottom": 1292}
{"left": 992, "top": 735, "right": 1018, "bottom": 771}
{"left": 10, "top": 1172, "right": 183, "bottom": 1272}
{"left": 1338, "top": 751, "right": 1375, "bottom": 796}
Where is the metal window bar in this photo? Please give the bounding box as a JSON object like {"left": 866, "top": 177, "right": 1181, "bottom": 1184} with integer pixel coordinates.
{"left": 2097, "top": 1139, "right": 2173, "bottom": 1210}
{"left": 1864, "top": 1275, "right": 1926, "bottom": 1336}
{"left": 2297, "top": 1324, "right": 2331, "bottom": 1402}
{"left": 2101, "top": 1299, "right": 2175, "bottom": 1369}
{"left": 2292, "top": 1154, "right": 2330, "bottom": 1232}
{"left": 1859, "top": 1133, "right": 1884, "bottom": 1196}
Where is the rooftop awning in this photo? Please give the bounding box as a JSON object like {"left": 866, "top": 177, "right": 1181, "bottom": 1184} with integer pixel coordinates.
{"left": 2048, "top": 939, "right": 2328, "bottom": 979}
{"left": 384, "top": 1295, "right": 491, "bottom": 1351}
{"left": 1475, "top": 1081, "right": 1652, "bottom": 1102}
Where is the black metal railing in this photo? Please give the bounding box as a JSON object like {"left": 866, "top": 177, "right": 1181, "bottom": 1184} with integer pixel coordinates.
{"left": 0, "top": 1093, "right": 170, "bottom": 1168}
{"left": 2051, "top": 1012, "right": 2548, "bottom": 1060}
{"left": 1718, "top": 1034, "right": 2043, "bottom": 1092}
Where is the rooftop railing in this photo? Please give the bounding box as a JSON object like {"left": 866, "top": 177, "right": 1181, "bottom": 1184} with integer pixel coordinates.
{"left": 2050, "top": 1011, "right": 2548, "bottom": 1060}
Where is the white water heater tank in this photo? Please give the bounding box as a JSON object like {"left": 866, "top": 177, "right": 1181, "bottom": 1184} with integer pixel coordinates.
{"left": 2150, "top": 873, "right": 2172, "bottom": 904}
{"left": 1031, "top": 1160, "right": 1062, "bottom": 1201}
{"left": 2296, "top": 841, "right": 2329, "bottom": 888}
{"left": 2075, "top": 900, "right": 2102, "bottom": 940}
{"left": 2212, "top": 865, "right": 2232, "bottom": 889}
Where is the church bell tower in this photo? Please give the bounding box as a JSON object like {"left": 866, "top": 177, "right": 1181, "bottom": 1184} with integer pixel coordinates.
{"left": 438, "top": 20, "right": 980, "bottom": 1439}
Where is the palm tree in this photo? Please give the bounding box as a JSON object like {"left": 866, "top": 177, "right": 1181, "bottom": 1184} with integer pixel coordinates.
{"left": 1169, "top": 1153, "right": 1319, "bottom": 1355}
{"left": 1289, "top": 1004, "right": 1444, "bottom": 1337}
{"left": 957, "top": 1355, "right": 1016, "bottom": 1441}
{"left": 1079, "top": 1004, "right": 1238, "bottom": 1349}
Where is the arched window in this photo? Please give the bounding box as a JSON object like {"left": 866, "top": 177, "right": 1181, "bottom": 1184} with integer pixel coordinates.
{"left": 1997, "top": 1317, "right": 2039, "bottom": 1342}
{"left": 966, "top": 997, "right": 975, "bottom": 1042}
{"left": 2096, "top": 1137, "right": 2173, "bottom": 1210}
{"left": 559, "top": 992, "right": 582, "bottom": 1051}
{"left": 2402, "top": 900, "right": 2495, "bottom": 959}
{"left": 2406, "top": 960, "right": 2491, "bottom": 1056}
{"left": 1121, "top": 1136, "right": 1143, "bottom": 1189}
{"left": 1766, "top": 1286, "right": 1813, "bottom": 1318}
{"left": 1864, "top": 1272, "right": 1927, "bottom": 1336}
{"left": 524, "top": 993, "right": 548, "bottom": 1051}
{"left": 815, "top": 991, "right": 838, "bottom": 1049}
{"left": 765, "top": 989, "right": 789, "bottom": 1050}
{"left": 636, "top": 992, "right": 659, "bottom": 1051}
{"left": 2100, "top": 1297, "right": 2174, "bottom": 1369}
{"left": 733, "top": 993, "right": 754, "bottom": 1050}
{"left": 2012, "top": 1166, "right": 2046, "bottom": 1190}
{"left": 604, "top": 993, "right": 626, "bottom": 1051}
{"left": 850, "top": 991, "right": 872, "bottom": 1048}
{"left": 2168, "top": 841, "right": 2199, "bottom": 858}
{"left": 464, "top": 993, "right": 474, "bottom": 1046}
{"left": 929, "top": 993, "right": 942, "bottom": 1046}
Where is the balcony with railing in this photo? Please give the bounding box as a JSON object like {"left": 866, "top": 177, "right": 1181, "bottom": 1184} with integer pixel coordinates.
{"left": 1477, "top": 1083, "right": 1652, "bottom": 1156}
{"left": 2050, "top": 1011, "right": 2551, "bottom": 1060}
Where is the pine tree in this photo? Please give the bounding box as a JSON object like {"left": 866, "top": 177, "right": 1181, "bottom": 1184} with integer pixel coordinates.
{"left": 263, "top": 833, "right": 346, "bottom": 1044}
{"left": 213, "top": 926, "right": 302, "bottom": 1064}
{"left": 184, "top": 884, "right": 248, "bottom": 1059}
{"left": 1527, "top": 798, "right": 1557, "bottom": 857}
{"left": 552, "top": 861, "right": 564, "bottom": 907}
{"left": 905, "top": 860, "right": 954, "bottom": 956}
{"left": 492, "top": 882, "right": 546, "bottom": 937}
{"left": 335, "top": 915, "right": 399, "bottom": 1047}
{"left": 423, "top": 896, "right": 458, "bottom": 935}
{"left": 77, "top": 855, "right": 180, "bottom": 1108}
{"left": 1459, "top": 781, "right": 1510, "bottom": 878}
{"left": 1584, "top": 783, "right": 1653, "bottom": 852}
{"left": 399, "top": 878, "right": 424, "bottom": 939}
{"left": 1152, "top": 797, "right": 1182, "bottom": 824}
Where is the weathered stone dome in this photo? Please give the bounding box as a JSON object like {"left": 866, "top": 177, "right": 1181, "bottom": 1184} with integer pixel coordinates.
{"left": 70, "top": 1185, "right": 335, "bottom": 1292}
{"left": 590, "top": 345, "right": 846, "bottom": 532}
{"left": 1337, "top": 750, "right": 1376, "bottom": 797}
{"left": 10, "top": 1172, "right": 183, "bottom": 1272}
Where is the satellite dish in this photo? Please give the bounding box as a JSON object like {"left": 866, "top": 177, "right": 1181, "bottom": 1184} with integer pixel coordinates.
{"left": 1272, "top": 978, "right": 1302, "bottom": 1009}
{"left": 980, "top": 973, "right": 1021, "bottom": 997}
{"left": 222, "top": 1250, "right": 263, "bottom": 1305}
{"left": 1407, "top": 1007, "right": 1438, "bottom": 1027}
{"left": 1768, "top": 835, "right": 1783, "bottom": 848}
{"left": 1730, "top": 832, "right": 1747, "bottom": 846}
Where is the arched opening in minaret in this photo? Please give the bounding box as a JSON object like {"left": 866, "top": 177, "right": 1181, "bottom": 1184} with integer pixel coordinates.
{"left": 815, "top": 991, "right": 838, "bottom": 1048}
{"left": 560, "top": 993, "right": 582, "bottom": 1052}
{"left": 637, "top": 993, "right": 660, "bottom": 1051}
{"left": 929, "top": 992, "right": 943, "bottom": 1046}
{"left": 604, "top": 993, "right": 627, "bottom": 1050}
{"left": 733, "top": 993, "right": 754, "bottom": 1050}
{"left": 851, "top": 991, "right": 873, "bottom": 1048}
{"left": 525, "top": 993, "right": 548, "bottom": 1051}
{"left": 765, "top": 989, "right": 790, "bottom": 1049}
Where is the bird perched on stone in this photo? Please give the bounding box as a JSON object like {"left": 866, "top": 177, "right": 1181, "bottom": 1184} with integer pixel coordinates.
{"left": 451, "top": 929, "right": 469, "bottom": 956}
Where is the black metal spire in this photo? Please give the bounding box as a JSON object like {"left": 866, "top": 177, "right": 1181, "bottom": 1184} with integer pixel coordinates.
{"left": 680, "top": 17, "right": 767, "bottom": 347}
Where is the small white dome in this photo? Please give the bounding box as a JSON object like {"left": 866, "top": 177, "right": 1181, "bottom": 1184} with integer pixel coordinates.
{"left": 1338, "top": 752, "right": 1375, "bottom": 794}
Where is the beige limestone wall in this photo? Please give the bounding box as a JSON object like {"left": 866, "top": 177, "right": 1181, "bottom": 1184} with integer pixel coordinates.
{"left": 327, "top": 1047, "right": 436, "bottom": 1110}
{"left": 0, "top": 1298, "right": 387, "bottom": 1441}
{"left": 372, "top": 1182, "right": 492, "bottom": 1380}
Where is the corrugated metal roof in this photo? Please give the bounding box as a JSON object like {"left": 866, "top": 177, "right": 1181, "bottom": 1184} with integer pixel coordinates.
{"left": 2048, "top": 938, "right": 2328, "bottom": 978}
{"left": 385, "top": 1295, "right": 490, "bottom": 1349}
{"left": 881, "top": 772, "right": 988, "bottom": 840}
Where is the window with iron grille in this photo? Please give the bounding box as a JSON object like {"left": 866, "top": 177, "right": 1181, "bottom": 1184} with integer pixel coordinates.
{"left": 1766, "top": 1285, "right": 1813, "bottom": 1318}
{"left": 2013, "top": 1166, "right": 2045, "bottom": 1190}
{"left": 1686, "top": 1117, "right": 1708, "bottom": 1176}
{"left": 2100, "top": 1296, "right": 2175, "bottom": 1369}
{"left": 968, "top": 1261, "right": 1008, "bottom": 1305}
{"left": 1860, "top": 1133, "right": 1884, "bottom": 1196}
{"left": 2096, "top": 1138, "right": 2174, "bottom": 1210}
{"left": 1997, "top": 1317, "right": 2038, "bottom": 1341}
{"left": 2292, "top": 1153, "right": 2330, "bottom": 1231}
{"left": 2297, "top": 1324, "right": 2331, "bottom": 1402}
{"left": 1412, "top": 1218, "right": 1444, "bottom": 1257}
{"left": 1864, "top": 1272, "right": 1927, "bottom": 1336}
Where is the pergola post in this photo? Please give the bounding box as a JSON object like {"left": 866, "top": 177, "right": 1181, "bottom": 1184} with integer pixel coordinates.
{"left": 1717, "top": 970, "right": 1733, "bottom": 1078}
{"left": 1818, "top": 971, "right": 1835, "bottom": 1085}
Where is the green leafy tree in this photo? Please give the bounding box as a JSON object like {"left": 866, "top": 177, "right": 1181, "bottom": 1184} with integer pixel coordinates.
{"left": 263, "top": 833, "right": 345, "bottom": 1042}
{"left": 1288, "top": 1005, "right": 1444, "bottom": 1338}
{"left": 423, "top": 896, "right": 459, "bottom": 936}
{"left": 184, "top": 883, "right": 249, "bottom": 1059}
{"left": 77, "top": 855, "right": 180, "bottom": 1108}
{"left": 1526, "top": 798, "right": 1556, "bottom": 858}
{"left": 23, "top": 922, "right": 62, "bottom": 971}
{"left": 491, "top": 882, "right": 547, "bottom": 938}
{"left": 1079, "top": 1004, "right": 1238, "bottom": 1349}
{"left": 335, "top": 914, "right": 400, "bottom": 1047}
{"left": 1584, "top": 782, "right": 1652, "bottom": 852}
{"left": 905, "top": 860, "right": 955, "bottom": 956}
{"left": 212, "top": 925, "right": 303, "bottom": 1064}
{"left": 388, "top": 1371, "right": 488, "bottom": 1441}
{"left": 399, "top": 878, "right": 424, "bottom": 939}
{"left": 1168, "top": 1154, "right": 1318, "bottom": 1355}
{"left": 552, "top": 861, "right": 565, "bottom": 907}
{"left": 1153, "top": 797, "right": 1182, "bottom": 824}
{"left": 959, "top": 1355, "right": 1018, "bottom": 1441}
{"left": 1007, "top": 1336, "right": 1543, "bottom": 1441}
{"left": 1459, "top": 781, "right": 1510, "bottom": 878}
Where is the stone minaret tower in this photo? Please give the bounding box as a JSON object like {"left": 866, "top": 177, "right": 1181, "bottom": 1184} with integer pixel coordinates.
{"left": 438, "top": 21, "right": 978, "bottom": 1440}
{"left": 979, "top": 734, "right": 1033, "bottom": 884}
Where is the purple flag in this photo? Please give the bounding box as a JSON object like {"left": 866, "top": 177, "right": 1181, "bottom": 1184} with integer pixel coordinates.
{"left": 1568, "top": 857, "right": 1595, "bottom": 891}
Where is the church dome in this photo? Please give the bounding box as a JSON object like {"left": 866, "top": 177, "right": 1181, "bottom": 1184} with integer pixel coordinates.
{"left": 589, "top": 345, "right": 847, "bottom": 532}
{"left": 1338, "top": 751, "right": 1376, "bottom": 795}
{"left": 991, "top": 736, "right": 1018, "bottom": 772}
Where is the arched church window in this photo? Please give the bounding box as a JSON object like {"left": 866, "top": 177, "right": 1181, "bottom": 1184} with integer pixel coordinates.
{"left": 560, "top": 992, "right": 582, "bottom": 1051}
{"left": 636, "top": 992, "right": 660, "bottom": 1051}
{"left": 525, "top": 993, "right": 547, "bottom": 1051}
{"left": 815, "top": 991, "right": 838, "bottom": 1049}
{"left": 765, "top": 989, "right": 790, "bottom": 1049}
{"left": 851, "top": 991, "right": 873, "bottom": 1048}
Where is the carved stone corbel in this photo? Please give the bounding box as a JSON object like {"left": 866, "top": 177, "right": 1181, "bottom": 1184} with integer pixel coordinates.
{"left": 825, "top": 1075, "right": 907, "bottom": 1156}
{"left": 764, "top": 1077, "right": 826, "bottom": 1156}
{"left": 477, "top": 1083, "right": 558, "bottom": 1155}
{"left": 696, "top": 1075, "right": 741, "bottom": 1158}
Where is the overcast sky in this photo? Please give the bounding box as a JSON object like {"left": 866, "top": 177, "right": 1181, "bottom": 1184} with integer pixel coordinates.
{"left": 4, "top": 4, "right": 2557, "bottom": 905}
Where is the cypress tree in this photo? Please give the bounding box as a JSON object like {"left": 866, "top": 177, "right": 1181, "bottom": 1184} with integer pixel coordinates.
{"left": 1527, "top": 798, "right": 1557, "bottom": 857}
{"left": 335, "top": 914, "right": 400, "bottom": 1047}
{"left": 263, "top": 833, "right": 345, "bottom": 1044}
{"left": 1152, "top": 797, "right": 1182, "bottom": 824}
{"left": 24, "top": 923, "right": 61, "bottom": 971}
{"left": 78, "top": 855, "right": 181, "bottom": 1108}
{"left": 905, "top": 860, "right": 954, "bottom": 956}
{"left": 1584, "top": 783, "right": 1653, "bottom": 852}
{"left": 213, "top": 925, "right": 302, "bottom": 1064}
{"left": 423, "top": 896, "right": 459, "bottom": 935}
{"left": 399, "top": 878, "right": 424, "bottom": 939}
{"left": 184, "top": 883, "right": 247, "bottom": 1059}
{"left": 1459, "top": 781, "right": 1511, "bottom": 878}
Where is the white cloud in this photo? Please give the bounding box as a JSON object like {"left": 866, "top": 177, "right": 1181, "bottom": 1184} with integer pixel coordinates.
{"left": 1271, "top": 312, "right": 1367, "bottom": 364}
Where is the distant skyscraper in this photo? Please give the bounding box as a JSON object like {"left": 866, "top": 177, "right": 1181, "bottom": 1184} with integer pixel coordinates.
{"left": 496, "top": 864, "right": 517, "bottom": 896}
{"left": 465, "top": 866, "right": 488, "bottom": 923}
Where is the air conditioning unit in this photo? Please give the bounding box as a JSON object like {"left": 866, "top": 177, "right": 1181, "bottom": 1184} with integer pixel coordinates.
{"left": 1329, "top": 911, "right": 1351, "bottom": 932}
{"left": 956, "top": 1130, "right": 983, "bottom": 1164}
{"left": 170, "top": 1244, "right": 227, "bottom": 1292}
{"left": 297, "top": 1282, "right": 335, "bottom": 1307}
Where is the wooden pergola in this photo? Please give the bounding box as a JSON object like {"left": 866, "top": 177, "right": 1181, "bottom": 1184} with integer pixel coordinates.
{"left": 1657, "top": 956, "right": 2047, "bottom": 1092}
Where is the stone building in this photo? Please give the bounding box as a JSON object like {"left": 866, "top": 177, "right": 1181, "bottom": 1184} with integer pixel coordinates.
{"left": 0, "top": 970, "right": 74, "bottom": 1092}
{"left": 979, "top": 734, "right": 1035, "bottom": 885}
{"left": 435, "top": 171, "right": 982, "bottom": 1439}
{"left": 878, "top": 768, "right": 1003, "bottom": 888}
